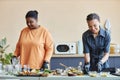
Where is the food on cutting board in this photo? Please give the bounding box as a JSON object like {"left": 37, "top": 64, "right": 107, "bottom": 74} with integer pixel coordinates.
{"left": 40, "top": 69, "right": 53, "bottom": 77}
{"left": 89, "top": 73, "right": 97, "bottom": 77}
{"left": 88, "top": 71, "right": 97, "bottom": 77}
{"left": 67, "top": 67, "right": 83, "bottom": 76}
{"left": 100, "top": 72, "right": 109, "bottom": 77}
{"left": 18, "top": 69, "right": 52, "bottom": 77}
{"left": 18, "top": 69, "right": 40, "bottom": 75}
{"left": 68, "top": 72, "right": 77, "bottom": 76}
{"left": 18, "top": 71, "right": 30, "bottom": 75}
{"left": 44, "top": 69, "right": 52, "bottom": 73}
{"left": 59, "top": 63, "right": 84, "bottom": 76}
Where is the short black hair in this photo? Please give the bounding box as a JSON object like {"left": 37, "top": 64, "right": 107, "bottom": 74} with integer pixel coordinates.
{"left": 86, "top": 13, "right": 100, "bottom": 22}
{"left": 25, "top": 10, "right": 38, "bottom": 19}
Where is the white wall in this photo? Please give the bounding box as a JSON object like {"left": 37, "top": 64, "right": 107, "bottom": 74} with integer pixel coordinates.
{"left": 0, "top": 0, "right": 120, "bottom": 52}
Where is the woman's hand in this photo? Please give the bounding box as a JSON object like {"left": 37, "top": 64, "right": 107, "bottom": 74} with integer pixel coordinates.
{"left": 41, "top": 61, "right": 49, "bottom": 70}
{"left": 11, "top": 56, "right": 17, "bottom": 64}
{"left": 84, "top": 62, "right": 90, "bottom": 74}
{"left": 97, "top": 61, "right": 103, "bottom": 73}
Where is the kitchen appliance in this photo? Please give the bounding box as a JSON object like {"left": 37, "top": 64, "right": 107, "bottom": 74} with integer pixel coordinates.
{"left": 55, "top": 42, "right": 76, "bottom": 54}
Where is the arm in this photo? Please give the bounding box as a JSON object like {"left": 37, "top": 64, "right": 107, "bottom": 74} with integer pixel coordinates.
{"left": 84, "top": 53, "right": 90, "bottom": 63}
{"left": 100, "top": 53, "right": 109, "bottom": 64}
{"left": 44, "top": 30, "right": 54, "bottom": 62}
{"left": 82, "top": 33, "right": 91, "bottom": 73}
{"left": 101, "top": 32, "right": 111, "bottom": 64}
{"left": 82, "top": 33, "right": 90, "bottom": 63}
{"left": 14, "top": 31, "right": 22, "bottom": 57}
{"left": 14, "top": 42, "right": 20, "bottom": 57}
{"left": 12, "top": 31, "right": 22, "bottom": 64}
{"left": 97, "top": 53, "right": 109, "bottom": 72}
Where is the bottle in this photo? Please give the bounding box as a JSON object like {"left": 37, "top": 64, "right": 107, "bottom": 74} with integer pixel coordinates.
{"left": 78, "top": 40, "right": 83, "bottom": 54}
{"left": 77, "top": 62, "right": 83, "bottom": 75}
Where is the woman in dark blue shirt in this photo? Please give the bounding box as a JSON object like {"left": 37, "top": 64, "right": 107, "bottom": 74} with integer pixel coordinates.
{"left": 82, "top": 13, "right": 111, "bottom": 73}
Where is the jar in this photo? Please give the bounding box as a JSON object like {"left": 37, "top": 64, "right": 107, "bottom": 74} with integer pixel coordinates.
{"left": 110, "top": 43, "right": 120, "bottom": 54}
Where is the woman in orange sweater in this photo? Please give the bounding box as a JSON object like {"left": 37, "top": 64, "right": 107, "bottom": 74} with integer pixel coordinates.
{"left": 13, "top": 10, "right": 53, "bottom": 70}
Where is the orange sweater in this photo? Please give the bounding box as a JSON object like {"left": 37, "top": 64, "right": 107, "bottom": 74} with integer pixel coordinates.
{"left": 14, "top": 26, "right": 53, "bottom": 69}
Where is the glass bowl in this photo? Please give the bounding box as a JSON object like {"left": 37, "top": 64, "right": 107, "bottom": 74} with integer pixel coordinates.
{"left": 100, "top": 72, "right": 110, "bottom": 77}
{"left": 88, "top": 71, "right": 97, "bottom": 77}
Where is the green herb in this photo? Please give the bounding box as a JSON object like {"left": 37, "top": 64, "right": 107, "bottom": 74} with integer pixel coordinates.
{"left": 44, "top": 69, "right": 52, "bottom": 73}
{"left": 0, "top": 37, "right": 13, "bottom": 65}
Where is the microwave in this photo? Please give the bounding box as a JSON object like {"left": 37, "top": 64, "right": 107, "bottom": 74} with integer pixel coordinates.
{"left": 55, "top": 42, "right": 76, "bottom": 54}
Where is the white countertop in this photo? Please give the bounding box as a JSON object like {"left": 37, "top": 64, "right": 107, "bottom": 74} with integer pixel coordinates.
{"left": 0, "top": 74, "right": 119, "bottom": 80}
{"left": 52, "top": 54, "right": 120, "bottom": 58}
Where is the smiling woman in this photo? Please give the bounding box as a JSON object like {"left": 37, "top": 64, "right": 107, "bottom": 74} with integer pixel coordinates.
{"left": 13, "top": 10, "right": 54, "bottom": 70}
{"left": 25, "top": 10, "right": 40, "bottom": 29}
{"left": 83, "top": 13, "right": 111, "bottom": 73}
{"left": 87, "top": 13, "right": 100, "bottom": 35}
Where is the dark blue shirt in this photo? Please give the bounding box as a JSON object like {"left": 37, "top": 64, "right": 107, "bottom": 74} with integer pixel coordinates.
{"left": 82, "top": 27, "right": 111, "bottom": 70}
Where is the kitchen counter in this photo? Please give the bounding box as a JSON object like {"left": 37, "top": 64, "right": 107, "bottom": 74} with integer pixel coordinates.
{"left": 52, "top": 54, "right": 120, "bottom": 57}
{"left": 0, "top": 74, "right": 120, "bottom": 80}
{"left": 0, "top": 74, "right": 40, "bottom": 80}
{"left": 40, "top": 76, "right": 119, "bottom": 80}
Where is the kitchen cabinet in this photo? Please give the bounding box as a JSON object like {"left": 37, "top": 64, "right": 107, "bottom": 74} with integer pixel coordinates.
{"left": 50, "top": 54, "right": 120, "bottom": 70}
{"left": 112, "top": 56, "right": 120, "bottom": 68}
{"left": 50, "top": 57, "right": 84, "bottom": 70}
